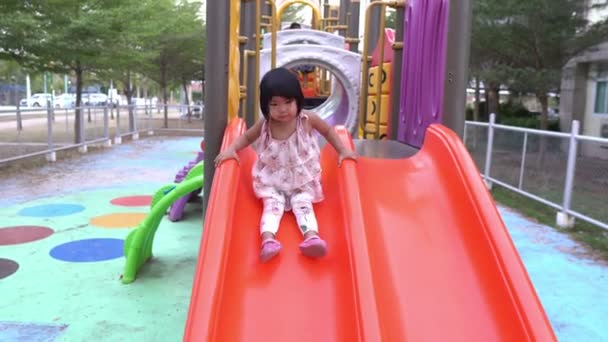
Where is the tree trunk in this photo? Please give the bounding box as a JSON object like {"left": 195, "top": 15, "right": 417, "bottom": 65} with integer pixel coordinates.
{"left": 127, "top": 72, "right": 135, "bottom": 132}
{"left": 487, "top": 81, "right": 499, "bottom": 122}
{"left": 536, "top": 92, "right": 549, "bottom": 168}
{"left": 160, "top": 63, "right": 168, "bottom": 128}
{"left": 473, "top": 76, "right": 480, "bottom": 122}
{"left": 74, "top": 65, "right": 83, "bottom": 144}
{"left": 538, "top": 93, "right": 549, "bottom": 130}
{"left": 123, "top": 74, "right": 134, "bottom": 108}
{"left": 472, "top": 76, "right": 481, "bottom": 148}
{"left": 182, "top": 78, "right": 191, "bottom": 123}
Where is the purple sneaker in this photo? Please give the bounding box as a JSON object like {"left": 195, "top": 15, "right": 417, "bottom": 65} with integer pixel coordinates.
{"left": 260, "top": 238, "right": 282, "bottom": 263}
{"left": 299, "top": 235, "right": 327, "bottom": 258}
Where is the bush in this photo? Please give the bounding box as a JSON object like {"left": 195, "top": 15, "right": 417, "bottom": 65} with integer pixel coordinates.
{"left": 501, "top": 116, "right": 539, "bottom": 129}
{"left": 465, "top": 102, "right": 488, "bottom": 121}
{"left": 498, "top": 101, "right": 534, "bottom": 119}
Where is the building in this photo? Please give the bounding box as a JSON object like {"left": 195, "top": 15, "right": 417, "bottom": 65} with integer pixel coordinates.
{"left": 558, "top": 3, "right": 608, "bottom": 158}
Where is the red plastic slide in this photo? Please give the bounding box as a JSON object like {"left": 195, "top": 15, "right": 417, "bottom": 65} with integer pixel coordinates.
{"left": 183, "top": 118, "right": 556, "bottom": 341}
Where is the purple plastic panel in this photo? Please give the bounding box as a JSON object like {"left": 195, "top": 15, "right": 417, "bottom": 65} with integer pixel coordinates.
{"left": 398, "top": 0, "right": 450, "bottom": 147}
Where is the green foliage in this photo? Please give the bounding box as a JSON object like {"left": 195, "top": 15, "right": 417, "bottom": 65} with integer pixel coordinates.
{"left": 471, "top": 0, "right": 608, "bottom": 129}
{"left": 281, "top": 4, "right": 307, "bottom": 24}
{"left": 385, "top": 8, "right": 396, "bottom": 30}
{"left": 0, "top": 0, "right": 206, "bottom": 136}
{"left": 499, "top": 101, "right": 535, "bottom": 119}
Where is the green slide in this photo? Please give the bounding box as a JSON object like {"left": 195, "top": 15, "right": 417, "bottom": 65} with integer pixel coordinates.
{"left": 121, "top": 161, "right": 204, "bottom": 284}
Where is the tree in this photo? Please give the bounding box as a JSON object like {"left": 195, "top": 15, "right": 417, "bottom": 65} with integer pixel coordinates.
{"left": 472, "top": 0, "right": 608, "bottom": 129}
{"left": 166, "top": 2, "right": 206, "bottom": 123}
{"left": 0, "top": 0, "right": 129, "bottom": 143}
{"left": 142, "top": 0, "right": 206, "bottom": 128}
{"left": 385, "top": 8, "right": 396, "bottom": 30}
{"left": 98, "top": 0, "right": 167, "bottom": 130}
{"left": 281, "top": 4, "right": 307, "bottom": 25}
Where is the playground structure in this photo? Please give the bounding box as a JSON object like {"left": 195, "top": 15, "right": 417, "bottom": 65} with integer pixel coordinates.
{"left": 121, "top": 150, "right": 204, "bottom": 284}
{"left": 119, "top": 0, "right": 556, "bottom": 340}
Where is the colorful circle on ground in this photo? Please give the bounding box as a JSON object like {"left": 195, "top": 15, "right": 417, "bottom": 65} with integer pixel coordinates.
{"left": 0, "top": 258, "right": 19, "bottom": 279}
{"left": 90, "top": 213, "right": 147, "bottom": 229}
{"left": 0, "top": 226, "right": 54, "bottom": 246}
{"left": 18, "top": 203, "right": 85, "bottom": 217}
{"left": 110, "top": 195, "right": 152, "bottom": 207}
{"left": 49, "top": 238, "right": 124, "bottom": 262}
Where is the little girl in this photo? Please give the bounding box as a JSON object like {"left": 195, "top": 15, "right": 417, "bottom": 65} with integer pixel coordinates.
{"left": 214, "top": 67, "right": 357, "bottom": 262}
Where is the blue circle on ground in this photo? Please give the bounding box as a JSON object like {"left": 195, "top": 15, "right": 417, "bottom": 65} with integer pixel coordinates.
{"left": 18, "top": 204, "right": 85, "bottom": 217}
{"left": 49, "top": 238, "right": 124, "bottom": 262}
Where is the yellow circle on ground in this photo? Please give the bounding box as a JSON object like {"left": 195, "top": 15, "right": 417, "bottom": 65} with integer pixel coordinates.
{"left": 90, "top": 213, "right": 147, "bottom": 229}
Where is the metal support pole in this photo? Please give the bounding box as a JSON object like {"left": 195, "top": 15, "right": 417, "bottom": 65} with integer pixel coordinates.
{"left": 132, "top": 106, "right": 139, "bottom": 140}
{"left": 262, "top": 0, "right": 272, "bottom": 27}
{"left": 367, "top": 0, "right": 382, "bottom": 55}
{"left": 518, "top": 132, "right": 528, "bottom": 190}
{"left": 244, "top": 50, "right": 257, "bottom": 127}
{"left": 203, "top": 0, "right": 231, "bottom": 216}
{"left": 241, "top": 0, "right": 256, "bottom": 121}
{"left": 46, "top": 103, "right": 56, "bottom": 162}
{"left": 347, "top": 0, "right": 361, "bottom": 53}
{"left": 16, "top": 103, "right": 23, "bottom": 131}
{"left": 557, "top": 120, "right": 580, "bottom": 228}
{"left": 441, "top": 0, "right": 472, "bottom": 138}
{"left": 389, "top": 3, "right": 405, "bottom": 140}
{"left": 239, "top": 0, "right": 255, "bottom": 118}
{"left": 483, "top": 113, "right": 495, "bottom": 189}
{"left": 79, "top": 106, "right": 87, "bottom": 153}
{"left": 339, "top": 0, "right": 350, "bottom": 37}
{"left": 115, "top": 105, "right": 122, "bottom": 144}
{"left": 103, "top": 105, "right": 111, "bottom": 147}
{"left": 323, "top": 0, "right": 330, "bottom": 30}
{"left": 147, "top": 103, "right": 153, "bottom": 135}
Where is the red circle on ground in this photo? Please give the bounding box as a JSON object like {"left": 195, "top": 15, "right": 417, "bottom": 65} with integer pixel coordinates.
{"left": 0, "top": 258, "right": 19, "bottom": 279}
{"left": 110, "top": 196, "right": 152, "bottom": 207}
{"left": 0, "top": 226, "right": 54, "bottom": 246}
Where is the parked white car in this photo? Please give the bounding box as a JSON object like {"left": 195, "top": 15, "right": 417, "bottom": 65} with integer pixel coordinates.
{"left": 19, "top": 93, "right": 53, "bottom": 107}
{"left": 83, "top": 93, "right": 108, "bottom": 106}
{"left": 53, "top": 93, "right": 75, "bottom": 108}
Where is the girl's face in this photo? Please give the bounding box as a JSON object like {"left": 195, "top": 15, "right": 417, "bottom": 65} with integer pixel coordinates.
{"left": 268, "top": 96, "right": 298, "bottom": 123}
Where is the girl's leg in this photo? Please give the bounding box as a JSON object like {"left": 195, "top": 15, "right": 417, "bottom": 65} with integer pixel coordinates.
{"left": 259, "top": 197, "right": 285, "bottom": 262}
{"left": 291, "top": 193, "right": 327, "bottom": 258}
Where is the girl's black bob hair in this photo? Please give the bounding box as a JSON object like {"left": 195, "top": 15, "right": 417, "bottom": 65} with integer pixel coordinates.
{"left": 259, "top": 67, "right": 304, "bottom": 119}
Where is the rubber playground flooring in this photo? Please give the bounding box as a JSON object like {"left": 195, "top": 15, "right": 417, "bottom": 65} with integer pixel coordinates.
{"left": 0, "top": 135, "right": 606, "bottom": 341}
{"left": 0, "top": 136, "right": 204, "bottom": 341}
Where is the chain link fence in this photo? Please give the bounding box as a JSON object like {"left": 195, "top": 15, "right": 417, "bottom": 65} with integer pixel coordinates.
{"left": 465, "top": 114, "right": 608, "bottom": 231}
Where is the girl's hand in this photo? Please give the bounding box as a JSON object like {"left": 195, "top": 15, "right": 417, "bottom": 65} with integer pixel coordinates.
{"left": 338, "top": 150, "right": 358, "bottom": 166}
{"left": 214, "top": 147, "right": 240, "bottom": 167}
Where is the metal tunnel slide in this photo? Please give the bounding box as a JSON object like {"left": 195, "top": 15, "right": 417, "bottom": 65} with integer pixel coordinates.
{"left": 183, "top": 119, "right": 556, "bottom": 341}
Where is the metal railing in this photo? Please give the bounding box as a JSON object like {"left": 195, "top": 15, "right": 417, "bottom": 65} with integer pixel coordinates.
{"left": 464, "top": 113, "right": 608, "bottom": 231}
{"left": 0, "top": 103, "right": 204, "bottom": 165}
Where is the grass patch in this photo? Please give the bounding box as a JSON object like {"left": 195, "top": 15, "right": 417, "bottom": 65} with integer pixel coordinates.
{"left": 491, "top": 185, "right": 608, "bottom": 261}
